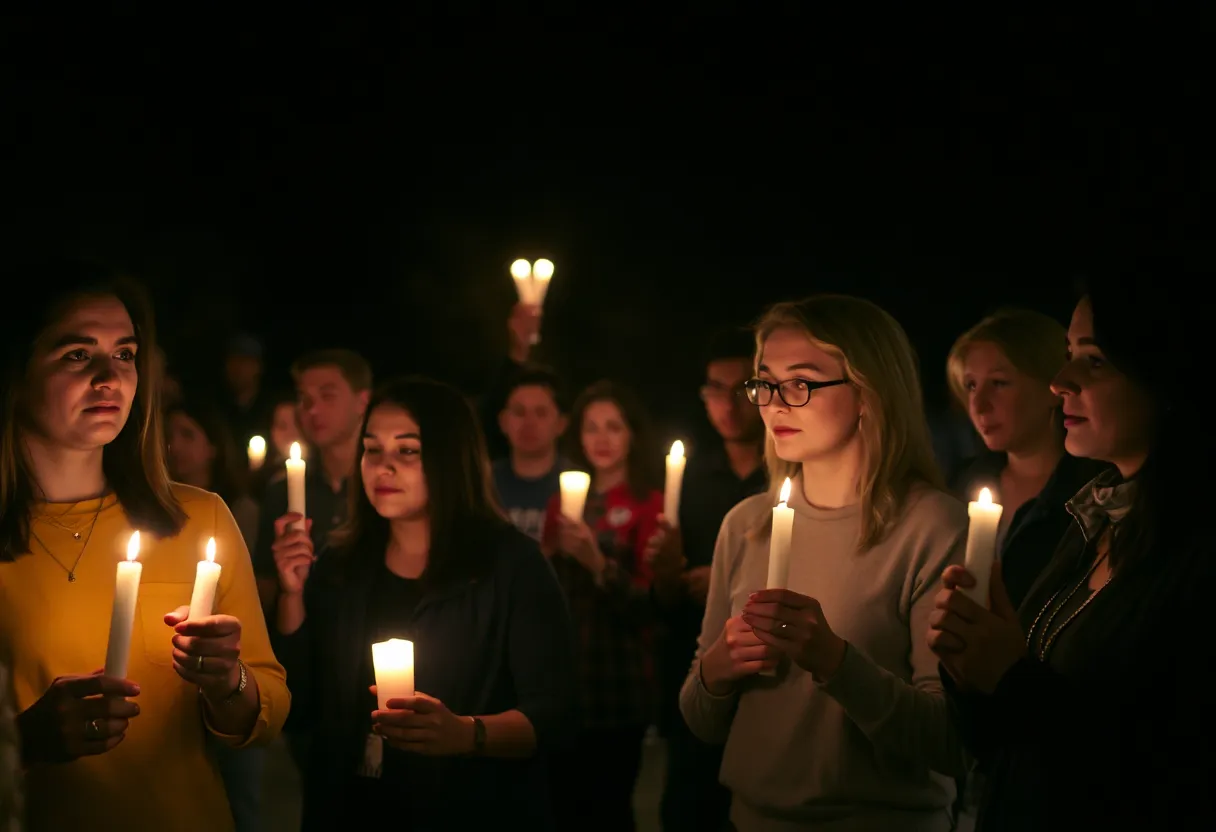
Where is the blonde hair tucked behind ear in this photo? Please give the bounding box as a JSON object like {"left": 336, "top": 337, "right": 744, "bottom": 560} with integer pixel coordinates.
{"left": 946, "top": 308, "right": 1067, "bottom": 410}
{"left": 754, "top": 295, "right": 943, "bottom": 549}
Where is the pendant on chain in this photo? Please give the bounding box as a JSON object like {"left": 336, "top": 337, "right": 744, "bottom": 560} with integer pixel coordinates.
{"left": 74, "top": 532, "right": 81, "bottom": 540}
{"left": 68, "top": 572, "right": 76, "bottom": 582}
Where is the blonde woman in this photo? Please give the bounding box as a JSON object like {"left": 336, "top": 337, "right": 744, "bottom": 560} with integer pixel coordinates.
{"left": 946, "top": 309, "right": 1108, "bottom": 610}
{"left": 680, "top": 294, "right": 969, "bottom": 831}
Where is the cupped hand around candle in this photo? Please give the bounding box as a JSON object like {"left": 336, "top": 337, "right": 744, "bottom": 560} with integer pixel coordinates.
{"left": 699, "top": 615, "right": 781, "bottom": 694}
{"left": 15, "top": 671, "right": 141, "bottom": 764}
{"left": 555, "top": 516, "right": 606, "bottom": 577}
{"left": 927, "top": 563, "right": 1026, "bottom": 693}
{"left": 742, "top": 589, "right": 848, "bottom": 680}
{"left": 166, "top": 607, "right": 244, "bottom": 701}
{"left": 370, "top": 689, "right": 473, "bottom": 756}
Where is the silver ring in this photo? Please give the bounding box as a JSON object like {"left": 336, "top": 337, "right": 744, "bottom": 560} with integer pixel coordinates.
{"left": 86, "top": 718, "right": 102, "bottom": 739}
{"left": 778, "top": 622, "right": 790, "bottom": 634}
{"left": 197, "top": 655, "right": 205, "bottom": 673}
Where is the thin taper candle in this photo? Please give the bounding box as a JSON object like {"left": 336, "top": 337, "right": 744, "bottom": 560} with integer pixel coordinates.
{"left": 104, "top": 532, "right": 143, "bottom": 678}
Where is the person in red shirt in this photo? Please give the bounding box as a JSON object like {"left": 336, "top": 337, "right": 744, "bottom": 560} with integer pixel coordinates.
{"left": 541, "top": 380, "right": 663, "bottom": 832}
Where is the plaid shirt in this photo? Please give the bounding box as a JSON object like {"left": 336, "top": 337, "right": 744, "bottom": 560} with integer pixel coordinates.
{"left": 543, "top": 482, "right": 662, "bottom": 729}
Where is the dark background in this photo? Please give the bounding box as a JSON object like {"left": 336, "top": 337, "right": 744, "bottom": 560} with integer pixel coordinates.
{"left": 3, "top": 16, "right": 1208, "bottom": 441}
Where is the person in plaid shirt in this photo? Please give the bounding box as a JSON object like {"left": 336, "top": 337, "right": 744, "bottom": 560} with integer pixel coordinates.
{"left": 541, "top": 380, "right": 662, "bottom": 832}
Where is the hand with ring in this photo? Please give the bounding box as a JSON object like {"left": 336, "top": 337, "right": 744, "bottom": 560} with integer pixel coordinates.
{"left": 742, "top": 588, "right": 849, "bottom": 680}
{"left": 14, "top": 671, "right": 141, "bottom": 764}
{"left": 165, "top": 606, "right": 244, "bottom": 703}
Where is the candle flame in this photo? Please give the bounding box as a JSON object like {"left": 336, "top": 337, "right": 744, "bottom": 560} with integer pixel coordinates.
{"left": 248, "top": 435, "right": 266, "bottom": 453}
{"left": 532, "top": 258, "right": 554, "bottom": 281}
{"left": 978, "top": 487, "right": 993, "bottom": 505}
{"left": 510, "top": 259, "right": 532, "bottom": 279}
{"left": 779, "top": 477, "right": 792, "bottom": 504}
{"left": 126, "top": 530, "right": 140, "bottom": 562}
{"left": 669, "top": 440, "right": 684, "bottom": 460}
{"left": 205, "top": 537, "right": 216, "bottom": 563}
{"left": 290, "top": 441, "right": 302, "bottom": 461}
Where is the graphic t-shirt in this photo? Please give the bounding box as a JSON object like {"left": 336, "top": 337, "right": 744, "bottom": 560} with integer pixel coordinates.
{"left": 492, "top": 458, "right": 563, "bottom": 542}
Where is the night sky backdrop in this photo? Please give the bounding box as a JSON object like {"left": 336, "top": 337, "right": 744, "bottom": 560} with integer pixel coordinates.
{"left": 4, "top": 15, "right": 1208, "bottom": 440}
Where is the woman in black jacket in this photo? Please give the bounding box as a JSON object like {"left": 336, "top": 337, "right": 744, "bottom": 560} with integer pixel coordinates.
{"left": 271, "top": 376, "right": 578, "bottom": 830}
{"left": 927, "top": 269, "right": 1214, "bottom": 830}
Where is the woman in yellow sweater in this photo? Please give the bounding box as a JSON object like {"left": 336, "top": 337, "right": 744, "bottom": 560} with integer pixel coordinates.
{"left": 0, "top": 260, "right": 289, "bottom": 830}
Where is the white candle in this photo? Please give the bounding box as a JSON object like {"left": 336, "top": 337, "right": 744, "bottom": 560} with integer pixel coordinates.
{"left": 247, "top": 435, "right": 266, "bottom": 471}
{"left": 766, "top": 478, "right": 795, "bottom": 590}
{"left": 371, "top": 638, "right": 415, "bottom": 710}
{"left": 286, "top": 441, "right": 306, "bottom": 531}
{"left": 964, "top": 487, "right": 1004, "bottom": 606}
{"left": 188, "top": 537, "right": 221, "bottom": 620}
{"left": 104, "top": 532, "right": 143, "bottom": 679}
{"left": 559, "top": 471, "right": 591, "bottom": 522}
{"left": 531, "top": 258, "right": 554, "bottom": 306}
{"left": 664, "top": 440, "right": 686, "bottom": 526}
{"left": 510, "top": 259, "right": 535, "bottom": 305}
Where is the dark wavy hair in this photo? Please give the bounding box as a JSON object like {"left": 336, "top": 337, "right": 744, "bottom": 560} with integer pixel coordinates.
{"left": 164, "top": 398, "right": 248, "bottom": 507}
{"left": 0, "top": 258, "right": 186, "bottom": 559}
{"left": 565, "top": 380, "right": 661, "bottom": 501}
{"left": 330, "top": 376, "right": 508, "bottom": 586}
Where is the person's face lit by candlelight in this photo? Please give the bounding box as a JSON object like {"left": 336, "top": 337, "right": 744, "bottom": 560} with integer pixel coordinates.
{"left": 22, "top": 295, "right": 139, "bottom": 450}
{"left": 753, "top": 326, "right": 860, "bottom": 465}
{"left": 960, "top": 341, "right": 1059, "bottom": 454}
{"left": 1051, "top": 296, "right": 1155, "bottom": 476}
{"left": 580, "top": 400, "right": 631, "bottom": 478}
{"left": 270, "top": 400, "right": 302, "bottom": 461}
{"left": 165, "top": 410, "right": 215, "bottom": 481}
{"left": 500, "top": 384, "right": 566, "bottom": 457}
{"left": 361, "top": 404, "right": 428, "bottom": 520}
{"left": 702, "top": 358, "right": 762, "bottom": 443}
{"left": 297, "top": 364, "right": 367, "bottom": 450}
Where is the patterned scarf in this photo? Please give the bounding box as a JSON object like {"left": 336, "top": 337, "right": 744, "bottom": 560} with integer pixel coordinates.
{"left": 1065, "top": 468, "right": 1138, "bottom": 542}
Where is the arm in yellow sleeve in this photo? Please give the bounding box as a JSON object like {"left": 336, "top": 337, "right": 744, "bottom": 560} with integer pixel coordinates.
{"left": 203, "top": 493, "right": 290, "bottom": 748}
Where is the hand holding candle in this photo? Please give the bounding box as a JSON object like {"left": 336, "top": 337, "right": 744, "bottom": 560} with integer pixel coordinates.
{"left": 286, "top": 441, "right": 306, "bottom": 531}
{"left": 371, "top": 639, "right": 414, "bottom": 711}
{"left": 963, "top": 488, "right": 1004, "bottom": 606}
{"left": 104, "top": 531, "right": 143, "bottom": 679}
{"left": 188, "top": 538, "right": 221, "bottom": 620}
{"left": 664, "top": 440, "right": 686, "bottom": 526}
{"left": 559, "top": 471, "right": 591, "bottom": 522}
{"left": 247, "top": 435, "right": 266, "bottom": 471}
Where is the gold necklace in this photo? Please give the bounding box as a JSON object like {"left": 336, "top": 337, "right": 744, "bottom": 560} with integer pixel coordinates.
{"left": 29, "top": 500, "right": 104, "bottom": 583}
{"left": 1026, "top": 549, "right": 1112, "bottom": 661}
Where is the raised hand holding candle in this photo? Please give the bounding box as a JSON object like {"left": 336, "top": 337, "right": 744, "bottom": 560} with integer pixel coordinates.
{"left": 559, "top": 471, "right": 591, "bottom": 522}
{"left": 188, "top": 538, "right": 221, "bottom": 620}
{"left": 286, "top": 441, "right": 306, "bottom": 531}
{"left": 104, "top": 531, "right": 142, "bottom": 678}
{"left": 372, "top": 639, "right": 414, "bottom": 710}
{"left": 247, "top": 435, "right": 266, "bottom": 471}
{"left": 766, "top": 478, "right": 795, "bottom": 590}
{"left": 964, "top": 488, "right": 1004, "bottom": 606}
{"left": 664, "top": 440, "right": 686, "bottom": 526}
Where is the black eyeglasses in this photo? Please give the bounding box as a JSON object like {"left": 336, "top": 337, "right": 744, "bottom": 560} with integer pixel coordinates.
{"left": 744, "top": 377, "right": 848, "bottom": 407}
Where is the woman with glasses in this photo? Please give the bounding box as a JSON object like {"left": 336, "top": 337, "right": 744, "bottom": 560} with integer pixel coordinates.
{"left": 680, "top": 294, "right": 969, "bottom": 831}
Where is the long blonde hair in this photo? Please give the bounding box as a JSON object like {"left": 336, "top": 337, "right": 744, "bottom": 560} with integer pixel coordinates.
{"left": 754, "top": 295, "right": 943, "bottom": 549}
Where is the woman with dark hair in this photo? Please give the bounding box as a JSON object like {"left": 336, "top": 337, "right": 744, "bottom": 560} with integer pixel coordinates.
{"left": 166, "top": 399, "right": 259, "bottom": 545}
{"left": 928, "top": 269, "right": 1215, "bottom": 829}
{"left": 0, "top": 259, "right": 288, "bottom": 830}
{"left": 539, "top": 379, "right": 664, "bottom": 832}
{"left": 269, "top": 376, "right": 577, "bottom": 830}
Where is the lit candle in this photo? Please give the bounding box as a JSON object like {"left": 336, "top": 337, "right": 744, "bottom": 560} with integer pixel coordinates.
{"left": 286, "top": 441, "right": 306, "bottom": 532}
{"left": 766, "top": 478, "right": 795, "bottom": 590}
{"left": 188, "top": 537, "right": 221, "bottom": 620}
{"left": 371, "top": 638, "right": 415, "bottom": 710}
{"left": 964, "top": 487, "right": 1004, "bottom": 606}
{"left": 247, "top": 435, "right": 266, "bottom": 471}
{"left": 510, "top": 259, "right": 535, "bottom": 305}
{"left": 531, "top": 258, "right": 554, "bottom": 307}
{"left": 104, "top": 531, "right": 142, "bottom": 679}
{"left": 559, "top": 471, "right": 591, "bottom": 522}
{"left": 664, "top": 440, "right": 686, "bottom": 526}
